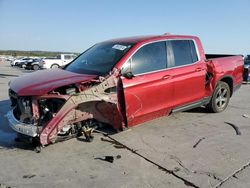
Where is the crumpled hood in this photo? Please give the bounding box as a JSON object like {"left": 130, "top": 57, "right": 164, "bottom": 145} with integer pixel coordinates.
{"left": 10, "top": 69, "right": 97, "bottom": 96}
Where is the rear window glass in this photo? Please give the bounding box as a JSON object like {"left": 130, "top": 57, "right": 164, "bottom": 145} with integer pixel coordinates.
{"left": 167, "top": 40, "right": 198, "bottom": 67}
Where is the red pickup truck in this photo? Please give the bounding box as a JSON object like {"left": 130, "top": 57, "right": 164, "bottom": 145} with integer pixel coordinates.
{"left": 6, "top": 34, "right": 243, "bottom": 146}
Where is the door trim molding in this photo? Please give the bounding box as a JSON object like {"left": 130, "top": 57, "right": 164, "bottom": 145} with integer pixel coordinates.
{"left": 172, "top": 97, "right": 211, "bottom": 113}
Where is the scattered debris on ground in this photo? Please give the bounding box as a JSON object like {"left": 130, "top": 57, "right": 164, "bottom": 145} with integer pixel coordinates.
{"left": 193, "top": 137, "right": 206, "bottom": 148}
{"left": 104, "top": 156, "right": 114, "bottom": 163}
{"left": 242, "top": 114, "right": 250, "bottom": 118}
{"left": 34, "top": 146, "right": 42, "bottom": 153}
{"left": 22, "top": 174, "right": 36, "bottom": 179}
{"left": 95, "top": 155, "right": 122, "bottom": 163}
{"left": 224, "top": 122, "right": 241, "bottom": 135}
{"left": 116, "top": 155, "right": 121, "bottom": 159}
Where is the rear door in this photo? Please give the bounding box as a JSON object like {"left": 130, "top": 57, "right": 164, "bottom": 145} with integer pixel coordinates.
{"left": 166, "top": 40, "right": 206, "bottom": 107}
{"left": 121, "top": 41, "right": 174, "bottom": 127}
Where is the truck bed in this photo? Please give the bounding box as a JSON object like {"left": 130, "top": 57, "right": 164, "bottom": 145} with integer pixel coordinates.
{"left": 205, "top": 54, "right": 244, "bottom": 91}
{"left": 205, "top": 54, "right": 243, "bottom": 59}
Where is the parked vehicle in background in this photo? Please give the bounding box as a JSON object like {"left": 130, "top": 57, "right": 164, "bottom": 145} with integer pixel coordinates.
{"left": 18, "top": 58, "right": 35, "bottom": 68}
{"left": 6, "top": 34, "right": 243, "bottom": 147}
{"left": 11, "top": 58, "right": 24, "bottom": 66}
{"left": 243, "top": 55, "right": 250, "bottom": 83}
{"left": 12, "top": 57, "right": 33, "bottom": 67}
{"left": 25, "top": 58, "right": 43, "bottom": 70}
{"left": 40, "top": 54, "right": 77, "bottom": 69}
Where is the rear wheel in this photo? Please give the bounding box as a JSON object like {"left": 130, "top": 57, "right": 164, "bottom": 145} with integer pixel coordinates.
{"left": 51, "top": 64, "right": 59, "bottom": 69}
{"left": 33, "top": 64, "right": 39, "bottom": 70}
{"left": 207, "top": 81, "right": 230, "bottom": 113}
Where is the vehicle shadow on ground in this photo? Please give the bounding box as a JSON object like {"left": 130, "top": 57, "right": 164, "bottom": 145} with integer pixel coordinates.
{"left": 0, "top": 99, "right": 35, "bottom": 151}
{"left": 10, "top": 66, "right": 35, "bottom": 73}
{"left": 21, "top": 69, "right": 35, "bottom": 73}
{"left": 185, "top": 106, "right": 210, "bottom": 113}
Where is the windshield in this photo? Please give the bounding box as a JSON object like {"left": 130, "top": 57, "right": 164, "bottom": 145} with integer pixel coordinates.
{"left": 65, "top": 42, "right": 133, "bottom": 76}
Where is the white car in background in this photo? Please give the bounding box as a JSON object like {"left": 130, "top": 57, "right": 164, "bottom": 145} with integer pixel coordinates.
{"left": 11, "top": 57, "right": 31, "bottom": 66}
{"left": 40, "top": 54, "right": 77, "bottom": 69}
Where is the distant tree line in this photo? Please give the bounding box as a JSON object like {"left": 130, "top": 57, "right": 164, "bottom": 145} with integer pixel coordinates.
{"left": 0, "top": 50, "right": 79, "bottom": 57}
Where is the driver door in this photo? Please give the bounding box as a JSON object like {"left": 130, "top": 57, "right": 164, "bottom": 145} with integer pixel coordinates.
{"left": 121, "top": 41, "right": 174, "bottom": 127}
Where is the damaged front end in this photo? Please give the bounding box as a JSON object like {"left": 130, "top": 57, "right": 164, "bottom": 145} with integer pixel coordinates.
{"left": 7, "top": 91, "right": 39, "bottom": 137}
{"left": 7, "top": 88, "right": 68, "bottom": 138}
{"left": 6, "top": 75, "right": 125, "bottom": 147}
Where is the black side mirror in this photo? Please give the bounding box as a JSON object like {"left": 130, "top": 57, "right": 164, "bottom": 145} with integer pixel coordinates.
{"left": 122, "top": 71, "right": 134, "bottom": 79}
{"left": 120, "top": 58, "right": 134, "bottom": 79}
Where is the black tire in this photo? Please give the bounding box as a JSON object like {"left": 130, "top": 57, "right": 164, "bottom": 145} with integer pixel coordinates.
{"left": 33, "top": 64, "right": 39, "bottom": 70}
{"left": 207, "top": 81, "right": 230, "bottom": 113}
{"left": 51, "top": 64, "right": 59, "bottom": 69}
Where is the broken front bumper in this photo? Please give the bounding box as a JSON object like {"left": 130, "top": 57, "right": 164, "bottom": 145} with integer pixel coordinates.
{"left": 6, "top": 110, "right": 38, "bottom": 137}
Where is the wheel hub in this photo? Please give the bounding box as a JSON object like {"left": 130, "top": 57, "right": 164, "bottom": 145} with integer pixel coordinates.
{"left": 216, "top": 87, "right": 228, "bottom": 109}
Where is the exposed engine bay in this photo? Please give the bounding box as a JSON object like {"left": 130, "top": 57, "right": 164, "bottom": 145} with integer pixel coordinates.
{"left": 7, "top": 75, "right": 125, "bottom": 148}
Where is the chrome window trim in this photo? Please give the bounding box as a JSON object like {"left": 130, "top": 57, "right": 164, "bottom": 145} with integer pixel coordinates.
{"left": 121, "top": 38, "right": 201, "bottom": 77}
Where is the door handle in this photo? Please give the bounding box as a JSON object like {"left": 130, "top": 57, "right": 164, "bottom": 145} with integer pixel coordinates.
{"left": 162, "top": 75, "right": 172, "bottom": 80}
{"left": 195, "top": 67, "right": 203, "bottom": 72}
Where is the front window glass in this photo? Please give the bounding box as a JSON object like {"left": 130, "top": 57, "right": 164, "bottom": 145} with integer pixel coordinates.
{"left": 129, "top": 41, "right": 167, "bottom": 75}
{"left": 65, "top": 42, "right": 133, "bottom": 76}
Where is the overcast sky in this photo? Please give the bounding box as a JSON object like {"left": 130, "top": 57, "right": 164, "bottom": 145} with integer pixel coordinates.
{"left": 0, "top": 0, "right": 249, "bottom": 55}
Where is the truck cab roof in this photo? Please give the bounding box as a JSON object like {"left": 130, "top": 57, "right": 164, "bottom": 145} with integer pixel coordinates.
{"left": 105, "top": 34, "right": 199, "bottom": 44}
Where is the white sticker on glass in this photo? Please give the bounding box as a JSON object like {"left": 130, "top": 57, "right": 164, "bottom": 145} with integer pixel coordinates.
{"left": 112, "top": 44, "right": 127, "bottom": 51}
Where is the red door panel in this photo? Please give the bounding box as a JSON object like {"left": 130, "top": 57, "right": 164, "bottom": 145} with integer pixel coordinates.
{"left": 172, "top": 62, "right": 206, "bottom": 107}
{"left": 122, "top": 69, "right": 174, "bottom": 127}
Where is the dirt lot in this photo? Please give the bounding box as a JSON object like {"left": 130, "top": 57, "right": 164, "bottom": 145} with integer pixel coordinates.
{"left": 0, "top": 61, "right": 249, "bottom": 188}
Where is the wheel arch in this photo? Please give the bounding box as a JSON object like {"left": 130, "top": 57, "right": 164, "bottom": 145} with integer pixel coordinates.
{"left": 218, "top": 75, "right": 233, "bottom": 97}
{"left": 51, "top": 63, "right": 60, "bottom": 68}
